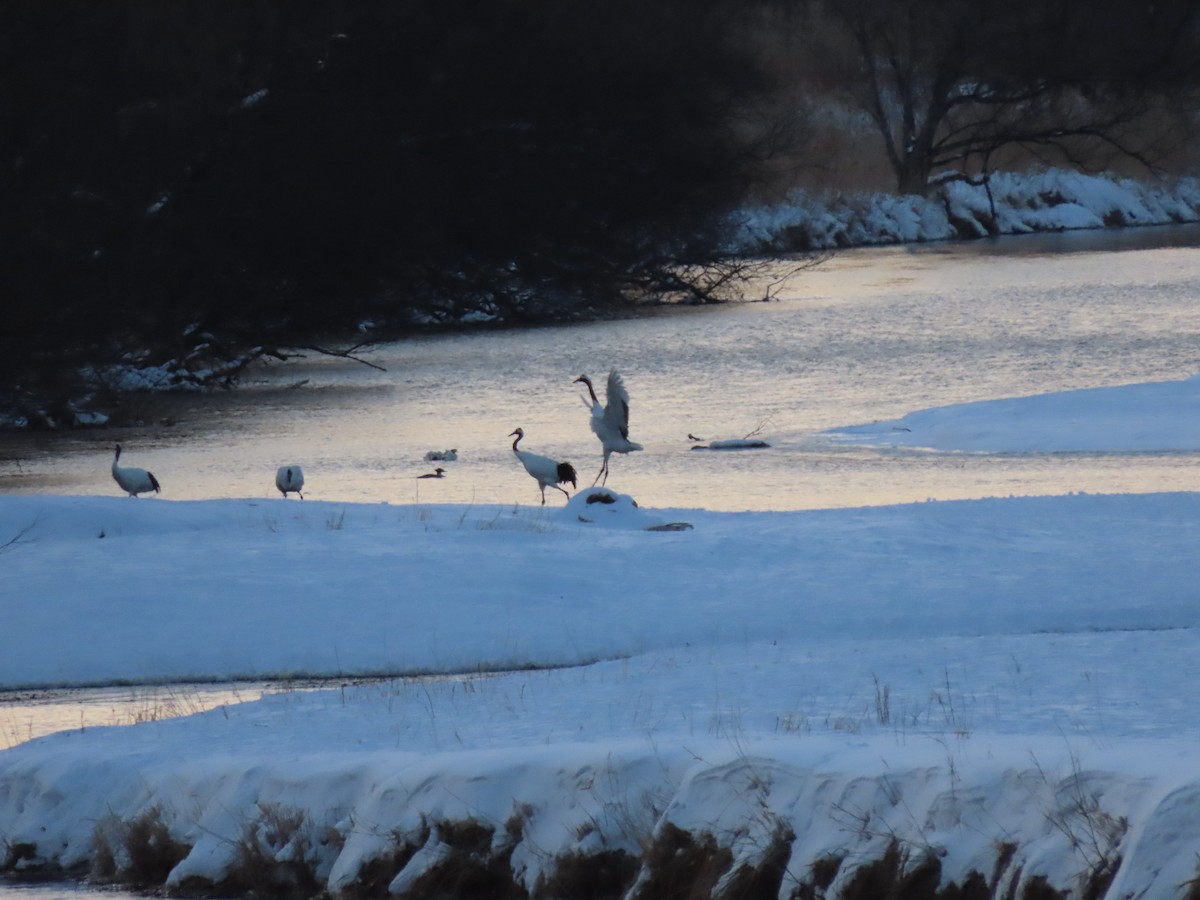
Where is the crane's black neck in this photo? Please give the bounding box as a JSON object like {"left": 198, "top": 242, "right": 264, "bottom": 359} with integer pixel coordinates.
{"left": 579, "top": 377, "right": 598, "bottom": 404}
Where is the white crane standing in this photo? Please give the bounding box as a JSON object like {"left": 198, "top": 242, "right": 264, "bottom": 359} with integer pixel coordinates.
{"left": 573, "top": 370, "right": 643, "bottom": 485}
{"left": 509, "top": 428, "right": 577, "bottom": 505}
{"left": 111, "top": 443, "right": 161, "bottom": 497}
{"left": 276, "top": 465, "right": 305, "bottom": 499}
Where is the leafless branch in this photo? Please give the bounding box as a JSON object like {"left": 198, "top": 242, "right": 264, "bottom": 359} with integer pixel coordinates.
{"left": 743, "top": 416, "right": 773, "bottom": 440}
{"left": 297, "top": 343, "right": 388, "bottom": 372}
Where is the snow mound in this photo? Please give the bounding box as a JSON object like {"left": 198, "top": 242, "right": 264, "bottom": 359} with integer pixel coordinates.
{"left": 562, "top": 488, "right": 691, "bottom": 531}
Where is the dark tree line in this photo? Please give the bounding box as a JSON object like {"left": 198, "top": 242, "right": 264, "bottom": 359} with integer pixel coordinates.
{"left": 1, "top": 0, "right": 771, "bottom": 417}
{"left": 4, "top": 0, "right": 1200, "bottom": 421}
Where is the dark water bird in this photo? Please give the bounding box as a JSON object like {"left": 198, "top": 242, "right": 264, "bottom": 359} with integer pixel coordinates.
{"left": 509, "top": 428, "right": 577, "bottom": 505}
{"left": 111, "top": 443, "right": 161, "bottom": 497}
{"left": 574, "top": 370, "right": 643, "bottom": 485}
{"left": 276, "top": 465, "right": 305, "bottom": 499}
{"left": 418, "top": 468, "right": 446, "bottom": 479}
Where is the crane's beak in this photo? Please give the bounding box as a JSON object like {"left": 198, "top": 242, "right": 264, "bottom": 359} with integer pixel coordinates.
{"left": 572, "top": 376, "right": 587, "bottom": 385}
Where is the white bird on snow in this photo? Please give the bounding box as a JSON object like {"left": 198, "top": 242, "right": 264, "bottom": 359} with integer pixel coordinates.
{"left": 509, "top": 428, "right": 577, "bottom": 505}
{"left": 573, "top": 369, "right": 643, "bottom": 485}
{"left": 111, "top": 443, "right": 161, "bottom": 497}
{"left": 276, "top": 465, "right": 305, "bottom": 499}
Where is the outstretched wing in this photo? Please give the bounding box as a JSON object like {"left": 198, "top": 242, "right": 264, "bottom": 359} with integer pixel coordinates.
{"left": 603, "top": 369, "right": 632, "bottom": 439}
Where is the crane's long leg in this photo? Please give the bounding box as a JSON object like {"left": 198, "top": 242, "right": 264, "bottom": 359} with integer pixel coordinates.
{"left": 555, "top": 485, "right": 570, "bottom": 500}
{"left": 595, "top": 452, "right": 613, "bottom": 487}
{"left": 540, "top": 485, "right": 547, "bottom": 506}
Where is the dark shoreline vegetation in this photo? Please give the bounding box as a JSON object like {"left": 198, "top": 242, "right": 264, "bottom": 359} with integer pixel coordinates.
{"left": 0, "top": 811, "right": 1116, "bottom": 900}
{"left": 4, "top": 0, "right": 1199, "bottom": 430}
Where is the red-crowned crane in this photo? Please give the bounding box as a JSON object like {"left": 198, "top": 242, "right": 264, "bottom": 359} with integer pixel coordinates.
{"left": 276, "top": 465, "right": 305, "bottom": 499}
{"left": 573, "top": 370, "right": 643, "bottom": 485}
{"left": 509, "top": 428, "right": 577, "bottom": 505}
{"left": 111, "top": 443, "right": 161, "bottom": 497}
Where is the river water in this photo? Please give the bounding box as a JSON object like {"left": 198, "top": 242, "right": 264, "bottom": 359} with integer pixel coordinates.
{"left": 3, "top": 226, "right": 1200, "bottom": 897}
{"left": 4, "top": 226, "right": 1200, "bottom": 513}
{"left": 0, "top": 682, "right": 272, "bottom": 750}
{"left": 0, "top": 884, "right": 187, "bottom": 900}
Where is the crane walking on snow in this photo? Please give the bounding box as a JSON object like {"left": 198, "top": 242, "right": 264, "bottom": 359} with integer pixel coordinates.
{"left": 574, "top": 370, "right": 643, "bottom": 485}
{"left": 111, "top": 443, "right": 161, "bottom": 497}
{"left": 509, "top": 428, "right": 577, "bottom": 505}
{"left": 276, "top": 465, "right": 305, "bottom": 499}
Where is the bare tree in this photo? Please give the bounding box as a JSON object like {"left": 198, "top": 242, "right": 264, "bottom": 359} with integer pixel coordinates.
{"left": 799, "top": 0, "right": 1200, "bottom": 195}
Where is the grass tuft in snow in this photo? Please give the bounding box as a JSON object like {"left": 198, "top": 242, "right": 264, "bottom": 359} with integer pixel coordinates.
{"left": 619, "top": 825, "right": 796, "bottom": 900}
{"left": 391, "top": 818, "right": 523, "bottom": 900}
{"left": 1032, "top": 752, "right": 1127, "bottom": 900}
{"left": 631, "top": 824, "right": 733, "bottom": 900}
{"left": 474, "top": 507, "right": 557, "bottom": 533}
{"left": 837, "top": 840, "right": 945, "bottom": 900}
{"left": 804, "top": 852, "right": 845, "bottom": 895}
{"left": 220, "top": 802, "right": 339, "bottom": 898}
{"left": 537, "top": 849, "right": 639, "bottom": 900}
{"left": 90, "top": 806, "right": 190, "bottom": 888}
{"left": 125, "top": 686, "right": 208, "bottom": 725}
{"left": 872, "top": 673, "right": 891, "bottom": 726}
{"left": 716, "top": 821, "right": 795, "bottom": 900}
{"left": 338, "top": 831, "right": 421, "bottom": 900}
{"left": 2, "top": 841, "right": 49, "bottom": 877}
{"left": 542, "top": 854, "right": 638, "bottom": 900}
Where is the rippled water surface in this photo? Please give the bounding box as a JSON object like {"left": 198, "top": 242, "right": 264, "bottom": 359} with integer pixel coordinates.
{"left": 3, "top": 226, "right": 1200, "bottom": 511}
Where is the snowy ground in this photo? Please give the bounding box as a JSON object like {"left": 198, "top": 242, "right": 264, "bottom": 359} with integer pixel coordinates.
{"left": 827, "top": 372, "right": 1200, "bottom": 453}
{"left": 3, "top": 375, "right": 1200, "bottom": 898}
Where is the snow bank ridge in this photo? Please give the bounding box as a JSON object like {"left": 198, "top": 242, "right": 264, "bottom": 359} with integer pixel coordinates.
{"left": 731, "top": 169, "right": 1200, "bottom": 252}
{"left": 2, "top": 742, "right": 1195, "bottom": 899}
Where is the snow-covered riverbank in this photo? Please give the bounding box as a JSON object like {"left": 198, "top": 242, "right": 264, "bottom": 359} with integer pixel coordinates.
{"left": 7, "top": 168, "right": 1199, "bottom": 436}
{"left": 734, "top": 168, "right": 1200, "bottom": 252}
{"left": 3, "top": 372, "right": 1200, "bottom": 897}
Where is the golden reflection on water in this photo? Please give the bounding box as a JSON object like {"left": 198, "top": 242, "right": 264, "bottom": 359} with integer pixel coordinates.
{"left": 0, "top": 683, "right": 265, "bottom": 750}
{"left": 3, "top": 228, "right": 1200, "bottom": 511}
